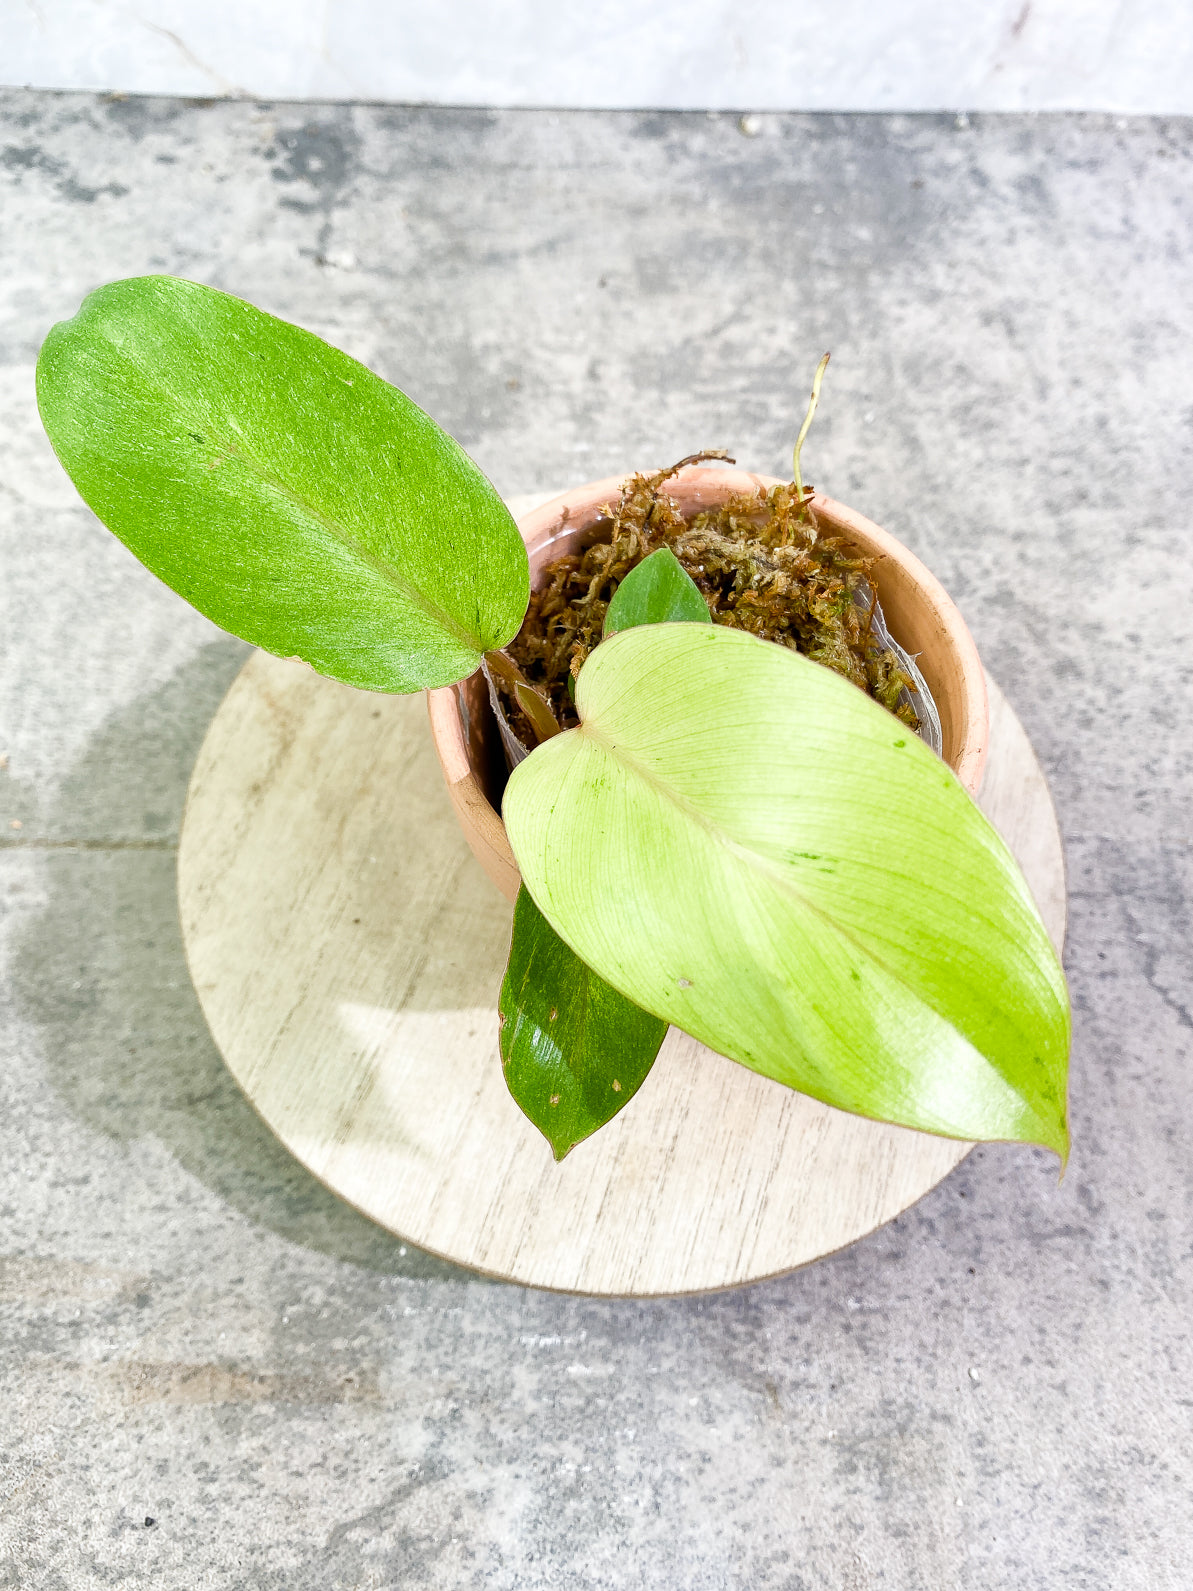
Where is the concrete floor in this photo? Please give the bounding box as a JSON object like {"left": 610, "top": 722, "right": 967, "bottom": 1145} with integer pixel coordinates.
{"left": 2, "top": 91, "right": 1191, "bottom": 1589}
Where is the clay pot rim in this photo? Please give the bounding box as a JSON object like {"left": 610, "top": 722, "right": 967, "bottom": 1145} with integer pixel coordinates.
{"left": 428, "top": 466, "right": 989, "bottom": 901}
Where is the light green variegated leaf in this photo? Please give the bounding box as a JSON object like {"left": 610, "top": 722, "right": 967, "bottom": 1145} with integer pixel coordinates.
{"left": 36, "top": 276, "right": 528, "bottom": 692}
{"left": 500, "top": 886, "right": 667, "bottom": 1160}
{"left": 503, "top": 624, "right": 1070, "bottom": 1157}
{"left": 604, "top": 546, "right": 711, "bottom": 635}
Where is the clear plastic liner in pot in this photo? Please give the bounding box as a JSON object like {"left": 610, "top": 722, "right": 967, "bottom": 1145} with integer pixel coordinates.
{"left": 485, "top": 577, "right": 942, "bottom": 772}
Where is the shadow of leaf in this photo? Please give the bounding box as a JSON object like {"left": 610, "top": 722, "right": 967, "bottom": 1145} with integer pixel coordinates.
{"left": 12, "top": 637, "right": 476, "bottom": 1281}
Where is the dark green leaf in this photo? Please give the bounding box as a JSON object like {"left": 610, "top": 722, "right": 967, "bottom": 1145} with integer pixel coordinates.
{"left": 499, "top": 886, "right": 667, "bottom": 1160}
{"left": 603, "top": 546, "right": 712, "bottom": 636}
{"left": 36, "top": 276, "right": 529, "bottom": 692}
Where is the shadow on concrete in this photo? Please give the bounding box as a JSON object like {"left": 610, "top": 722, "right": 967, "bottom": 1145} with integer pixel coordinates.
{"left": 11, "top": 637, "right": 475, "bottom": 1281}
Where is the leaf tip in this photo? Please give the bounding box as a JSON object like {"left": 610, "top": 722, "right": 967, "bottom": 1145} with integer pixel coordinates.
{"left": 1053, "top": 1123, "right": 1071, "bottom": 1180}
{"left": 1027, "top": 1106, "right": 1069, "bottom": 1172}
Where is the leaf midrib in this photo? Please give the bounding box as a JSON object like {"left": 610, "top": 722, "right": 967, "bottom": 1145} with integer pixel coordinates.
{"left": 577, "top": 717, "right": 855, "bottom": 927}
{"left": 574, "top": 718, "right": 1060, "bottom": 1139}
{"left": 95, "top": 335, "right": 483, "bottom": 657}
{"left": 575, "top": 716, "right": 1035, "bottom": 1090}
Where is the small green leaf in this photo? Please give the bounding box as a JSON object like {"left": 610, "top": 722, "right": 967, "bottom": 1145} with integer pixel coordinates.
{"left": 504, "top": 624, "right": 1071, "bottom": 1158}
{"left": 36, "top": 276, "right": 528, "bottom": 692}
{"left": 500, "top": 886, "right": 667, "bottom": 1160}
{"left": 603, "top": 546, "right": 712, "bottom": 636}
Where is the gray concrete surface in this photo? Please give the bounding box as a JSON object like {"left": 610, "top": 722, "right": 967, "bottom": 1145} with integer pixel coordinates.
{"left": 1, "top": 92, "right": 1191, "bottom": 1589}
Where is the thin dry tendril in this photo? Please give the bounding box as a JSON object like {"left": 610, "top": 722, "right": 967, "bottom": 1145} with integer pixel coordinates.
{"left": 495, "top": 362, "right": 918, "bottom": 745}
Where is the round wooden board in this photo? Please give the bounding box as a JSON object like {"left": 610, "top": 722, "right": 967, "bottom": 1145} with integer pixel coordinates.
{"left": 179, "top": 648, "right": 1066, "bottom": 1297}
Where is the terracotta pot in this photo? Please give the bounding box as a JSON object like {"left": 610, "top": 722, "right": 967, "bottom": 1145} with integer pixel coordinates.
{"left": 427, "top": 466, "right": 989, "bottom": 903}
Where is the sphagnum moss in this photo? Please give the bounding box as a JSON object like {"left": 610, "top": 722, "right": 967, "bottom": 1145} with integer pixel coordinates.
{"left": 498, "top": 454, "right": 920, "bottom": 743}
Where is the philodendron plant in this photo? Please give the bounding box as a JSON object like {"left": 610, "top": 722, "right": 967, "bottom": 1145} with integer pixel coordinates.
{"left": 37, "top": 276, "right": 1071, "bottom": 1166}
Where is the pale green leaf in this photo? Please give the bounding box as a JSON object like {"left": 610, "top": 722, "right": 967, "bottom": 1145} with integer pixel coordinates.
{"left": 500, "top": 887, "right": 667, "bottom": 1160}
{"left": 603, "top": 546, "right": 712, "bottom": 635}
{"left": 36, "top": 276, "right": 528, "bottom": 692}
{"left": 503, "top": 624, "right": 1070, "bottom": 1156}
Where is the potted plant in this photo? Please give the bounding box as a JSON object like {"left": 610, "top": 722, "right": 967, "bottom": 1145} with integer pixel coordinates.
{"left": 428, "top": 463, "right": 989, "bottom": 894}
{"left": 36, "top": 275, "right": 1070, "bottom": 1170}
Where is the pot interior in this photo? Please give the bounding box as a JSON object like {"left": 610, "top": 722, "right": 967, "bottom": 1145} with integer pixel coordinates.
{"left": 460, "top": 496, "right": 620, "bottom": 816}
{"left": 455, "top": 466, "right": 982, "bottom": 824}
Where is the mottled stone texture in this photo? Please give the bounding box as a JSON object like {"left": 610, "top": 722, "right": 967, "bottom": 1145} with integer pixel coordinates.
{"left": 1, "top": 91, "right": 1191, "bottom": 1589}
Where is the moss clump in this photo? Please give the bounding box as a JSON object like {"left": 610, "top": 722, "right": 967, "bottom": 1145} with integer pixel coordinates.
{"left": 499, "top": 455, "right": 920, "bottom": 742}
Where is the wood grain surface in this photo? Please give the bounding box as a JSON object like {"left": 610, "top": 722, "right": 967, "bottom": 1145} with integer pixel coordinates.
{"left": 178, "top": 638, "right": 1066, "bottom": 1297}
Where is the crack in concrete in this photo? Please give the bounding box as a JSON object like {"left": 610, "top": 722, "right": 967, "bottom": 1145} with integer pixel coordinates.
{"left": 0, "top": 837, "right": 177, "bottom": 850}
